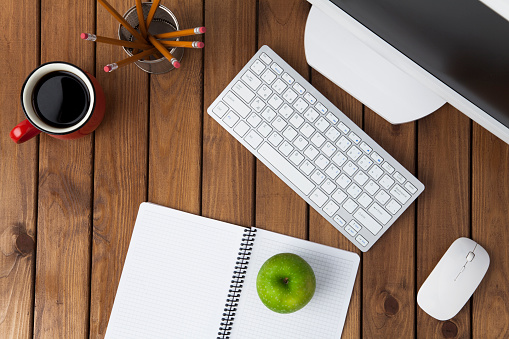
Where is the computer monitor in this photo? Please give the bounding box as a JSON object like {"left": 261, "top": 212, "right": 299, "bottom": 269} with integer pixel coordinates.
{"left": 305, "top": 0, "right": 509, "bottom": 145}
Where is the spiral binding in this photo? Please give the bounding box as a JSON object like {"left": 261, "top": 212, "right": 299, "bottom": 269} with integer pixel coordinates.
{"left": 217, "top": 227, "right": 257, "bottom": 339}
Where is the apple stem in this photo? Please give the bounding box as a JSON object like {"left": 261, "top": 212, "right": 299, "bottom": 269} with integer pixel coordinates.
{"left": 283, "top": 277, "right": 289, "bottom": 284}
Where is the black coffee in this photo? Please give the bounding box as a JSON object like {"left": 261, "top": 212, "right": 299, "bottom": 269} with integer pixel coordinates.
{"left": 32, "top": 71, "right": 90, "bottom": 128}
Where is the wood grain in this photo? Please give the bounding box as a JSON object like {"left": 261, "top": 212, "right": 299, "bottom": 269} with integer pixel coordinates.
{"left": 88, "top": 0, "right": 150, "bottom": 337}
{"left": 148, "top": 0, "right": 203, "bottom": 215}
{"left": 309, "top": 73, "right": 363, "bottom": 339}
{"left": 255, "top": 0, "right": 309, "bottom": 238}
{"left": 0, "top": 0, "right": 38, "bottom": 337}
{"left": 472, "top": 124, "right": 509, "bottom": 338}
{"left": 417, "top": 104, "right": 471, "bottom": 338}
{"left": 202, "top": 0, "right": 257, "bottom": 227}
{"left": 362, "top": 110, "right": 416, "bottom": 338}
{"left": 33, "top": 0, "right": 95, "bottom": 337}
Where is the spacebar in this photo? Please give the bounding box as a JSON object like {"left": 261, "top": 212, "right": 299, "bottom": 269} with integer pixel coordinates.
{"left": 258, "top": 143, "right": 314, "bottom": 196}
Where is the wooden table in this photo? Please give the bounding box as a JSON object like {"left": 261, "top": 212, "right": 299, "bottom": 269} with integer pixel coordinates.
{"left": 2, "top": 0, "right": 509, "bottom": 338}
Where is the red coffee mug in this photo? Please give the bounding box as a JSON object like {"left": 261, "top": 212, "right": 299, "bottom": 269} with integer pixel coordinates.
{"left": 10, "top": 62, "right": 105, "bottom": 144}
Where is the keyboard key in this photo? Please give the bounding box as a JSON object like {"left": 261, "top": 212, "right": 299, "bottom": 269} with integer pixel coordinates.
{"left": 321, "top": 179, "right": 336, "bottom": 194}
{"left": 282, "top": 88, "right": 298, "bottom": 103}
{"left": 250, "top": 59, "right": 265, "bottom": 74}
{"left": 393, "top": 171, "right": 406, "bottom": 184}
{"left": 258, "top": 142, "right": 314, "bottom": 195}
{"left": 304, "top": 145, "right": 319, "bottom": 160}
{"left": 354, "top": 208, "right": 382, "bottom": 235}
{"left": 279, "top": 103, "right": 293, "bottom": 119}
{"left": 336, "top": 136, "right": 352, "bottom": 151}
{"left": 315, "top": 102, "right": 327, "bottom": 114}
{"left": 323, "top": 201, "right": 339, "bottom": 216}
{"left": 293, "top": 136, "right": 308, "bottom": 150}
{"left": 338, "top": 122, "right": 350, "bottom": 134}
{"left": 325, "top": 127, "right": 341, "bottom": 142}
{"left": 310, "top": 188, "right": 328, "bottom": 207}
{"left": 289, "top": 114, "right": 305, "bottom": 128}
{"left": 375, "top": 190, "right": 391, "bottom": 205}
{"left": 260, "top": 52, "right": 272, "bottom": 64}
{"left": 268, "top": 132, "right": 283, "bottom": 146}
{"left": 241, "top": 70, "right": 262, "bottom": 90}
{"left": 257, "top": 122, "right": 272, "bottom": 137}
{"left": 356, "top": 235, "right": 368, "bottom": 247}
{"left": 244, "top": 130, "right": 263, "bottom": 148}
{"left": 368, "top": 203, "right": 391, "bottom": 225}
{"left": 334, "top": 215, "right": 346, "bottom": 227}
{"left": 405, "top": 182, "right": 418, "bottom": 194}
{"left": 371, "top": 152, "right": 384, "bottom": 164}
{"left": 270, "top": 62, "right": 283, "bottom": 75}
{"left": 311, "top": 133, "right": 326, "bottom": 147}
{"left": 261, "top": 107, "right": 276, "bottom": 122}
{"left": 360, "top": 142, "right": 372, "bottom": 154}
{"left": 293, "top": 82, "right": 305, "bottom": 95}
{"left": 325, "top": 164, "right": 341, "bottom": 179}
{"left": 368, "top": 165, "right": 384, "bottom": 180}
{"left": 304, "top": 107, "right": 319, "bottom": 122}
{"left": 233, "top": 81, "right": 255, "bottom": 103}
{"left": 234, "top": 121, "right": 250, "bottom": 137}
{"left": 300, "top": 160, "right": 315, "bottom": 175}
{"left": 283, "top": 126, "right": 298, "bottom": 141}
{"left": 212, "top": 102, "right": 228, "bottom": 118}
{"left": 349, "top": 220, "right": 362, "bottom": 232}
{"left": 390, "top": 184, "right": 411, "bottom": 204}
{"left": 380, "top": 174, "right": 395, "bottom": 189}
{"left": 332, "top": 153, "right": 347, "bottom": 166}
{"left": 271, "top": 78, "right": 287, "bottom": 94}
{"left": 282, "top": 72, "right": 294, "bottom": 85}
{"left": 386, "top": 199, "right": 402, "bottom": 214}
{"left": 250, "top": 97, "right": 265, "bottom": 112}
{"left": 336, "top": 174, "right": 351, "bottom": 188}
{"left": 365, "top": 180, "right": 380, "bottom": 196}
{"left": 358, "top": 155, "right": 373, "bottom": 171}
{"left": 289, "top": 151, "right": 305, "bottom": 166}
{"left": 272, "top": 116, "right": 287, "bottom": 131}
{"left": 293, "top": 98, "right": 309, "bottom": 113}
{"left": 223, "top": 111, "right": 239, "bottom": 127}
{"left": 354, "top": 171, "right": 369, "bottom": 186}
{"left": 347, "top": 146, "right": 362, "bottom": 161}
{"left": 261, "top": 69, "right": 277, "bottom": 84}
{"left": 224, "top": 91, "right": 250, "bottom": 118}
{"left": 304, "top": 92, "right": 316, "bottom": 104}
{"left": 278, "top": 141, "right": 293, "bottom": 156}
{"left": 382, "top": 162, "right": 395, "bottom": 173}
{"left": 358, "top": 193, "right": 373, "bottom": 208}
{"left": 311, "top": 170, "right": 325, "bottom": 184}
{"left": 348, "top": 132, "right": 361, "bottom": 144}
{"left": 268, "top": 94, "right": 283, "bottom": 109}
{"left": 321, "top": 142, "right": 336, "bottom": 157}
{"left": 345, "top": 225, "right": 357, "bottom": 236}
{"left": 332, "top": 189, "right": 347, "bottom": 204}
{"left": 343, "top": 199, "right": 358, "bottom": 214}
{"left": 347, "top": 183, "right": 362, "bottom": 199}
{"left": 247, "top": 113, "right": 262, "bottom": 127}
{"left": 257, "top": 84, "right": 272, "bottom": 100}
{"left": 325, "top": 112, "right": 339, "bottom": 124}
{"left": 343, "top": 161, "right": 358, "bottom": 176}
{"left": 315, "top": 117, "right": 330, "bottom": 132}
{"left": 315, "top": 154, "right": 330, "bottom": 169}
{"left": 300, "top": 123, "right": 315, "bottom": 138}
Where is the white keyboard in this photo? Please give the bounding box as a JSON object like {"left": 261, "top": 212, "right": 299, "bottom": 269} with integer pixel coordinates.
{"left": 207, "top": 45, "right": 424, "bottom": 251}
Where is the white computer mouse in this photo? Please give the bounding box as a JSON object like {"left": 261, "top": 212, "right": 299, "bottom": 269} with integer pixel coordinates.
{"left": 417, "top": 237, "right": 490, "bottom": 321}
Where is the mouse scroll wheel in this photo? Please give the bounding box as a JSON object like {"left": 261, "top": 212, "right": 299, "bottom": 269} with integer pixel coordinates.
{"left": 466, "top": 251, "right": 475, "bottom": 262}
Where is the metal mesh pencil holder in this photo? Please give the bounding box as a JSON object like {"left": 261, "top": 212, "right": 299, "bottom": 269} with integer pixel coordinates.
{"left": 118, "top": 3, "right": 184, "bottom": 74}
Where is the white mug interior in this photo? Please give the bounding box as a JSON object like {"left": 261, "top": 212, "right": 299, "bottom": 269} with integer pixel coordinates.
{"left": 22, "top": 62, "right": 95, "bottom": 134}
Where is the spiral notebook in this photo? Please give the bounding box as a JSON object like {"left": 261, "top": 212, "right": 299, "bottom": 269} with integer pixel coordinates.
{"left": 105, "top": 203, "right": 360, "bottom": 339}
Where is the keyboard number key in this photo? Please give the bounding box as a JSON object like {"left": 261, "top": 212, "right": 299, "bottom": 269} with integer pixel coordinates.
{"left": 283, "top": 88, "right": 298, "bottom": 103}
{"left": 293, "top": 82, "right": 305, "bottom": 94}
{"left": 250, "top": 59, "right": 265, "bottom": 74}
{"left": 261, "top": 69, "right": 277, "bottom": 84}
{"left": 371, "top": 152, "right": 384, "bottom": 164}
{"left": 348, "top": 132, "right": 361, "bottom": 144}
{"left": 304, "top": 92, "right": 316, "bottom": 104}
{"left": 316, "top": 102, "right": 327, "bottom": 114}
{"left": 271, "top": 78, "right": 287, "bottom": 94}
{"left": 294, "top": 98, "right": 309, "bottom": 113}
{"left": 360, "top": 142, "right": 372, "bottom": 154}
{"left": 282, "top": 72, "right": 294, "bottom": 85}
{"left": 336, "top": 136, "right": 352, "bottom": 152}
{"left": 315, "top": 117, "right": 330, "bottom": 132}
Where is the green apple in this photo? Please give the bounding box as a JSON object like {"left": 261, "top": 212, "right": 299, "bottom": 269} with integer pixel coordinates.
{"left": 256, "top": 253, "right": 316, "bottom": 314}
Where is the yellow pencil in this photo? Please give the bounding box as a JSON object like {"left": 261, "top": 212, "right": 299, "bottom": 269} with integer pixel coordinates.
{"left": 148, "top": 35, "right": 181, "bottom": 68}
{"left": 154, "top": 27, "right": 206, "bottom": 39}
{"left": 104, "top": 48, "right": 157, "bottom": 72}
{"left": 97, "top": 0, "right": 148, "bottom": 44}
{"left": 146, "top": 0, "right": 161, "bottom": 29}
{"left": 81, "top": 33, "right": 152, "bottom": 50}
{"left": 158, "top": 40, "right": 204, "bottom": 49}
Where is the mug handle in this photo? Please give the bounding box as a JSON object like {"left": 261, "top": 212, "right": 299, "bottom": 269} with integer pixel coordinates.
{"left": 10, "top": 119, "right": 42, "bottom": 144}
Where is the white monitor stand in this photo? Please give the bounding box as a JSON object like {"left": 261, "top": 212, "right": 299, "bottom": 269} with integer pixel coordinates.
{"left": 304, "top": 5, "right": 446, "bottom": 124}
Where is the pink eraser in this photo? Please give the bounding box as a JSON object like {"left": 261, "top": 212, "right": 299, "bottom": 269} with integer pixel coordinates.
{"left": 104, "top": 65, "right": 112, "bottom": 72}
{"left": 173, "top": 61, "right": 181, "bottom": 68}
{"left": 81, "top": 33, "right": 88, "bottom": 39}
{"left": 199, "top": 27, "right": 206, "bottom": 33}
{"left": 197, "top": 42, "right": 205, "bottom": 48}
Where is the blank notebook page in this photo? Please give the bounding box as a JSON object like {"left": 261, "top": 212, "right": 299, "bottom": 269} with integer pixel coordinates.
{"left": 230, "top": 228, "right": 360, "bottom": 339}
{"left": 105, "top": 203, "right": 246, "bottom": 339}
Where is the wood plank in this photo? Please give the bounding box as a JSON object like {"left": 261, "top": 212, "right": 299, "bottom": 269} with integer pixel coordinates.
{"left": 472, "top": 124, "right": 509, "bottom": 338}
{"left": 202, "top": 0, "right": 257, "bottom": 226}
{"left": 256, "top": 0, "right": 309, "bottom": 238}
{"left": 416, "top": 104, "right": 471, "bottom": 338}
{"left": 0, "top": 0, "right": 39, "bottom": 336}
{"left": 362, "top": 110, "right": 416, "bottom": 338}
{"left": 309, "top": 73, "right": 363, "bottom": 339}
{"left": 88, "top": 0, "right": 150, "bottom": 337}
{"left": 148, "top": 0, "right": 203, "bottom": 215}
{"left": 34, "top": 0, "right": 95, "bottom": 337}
